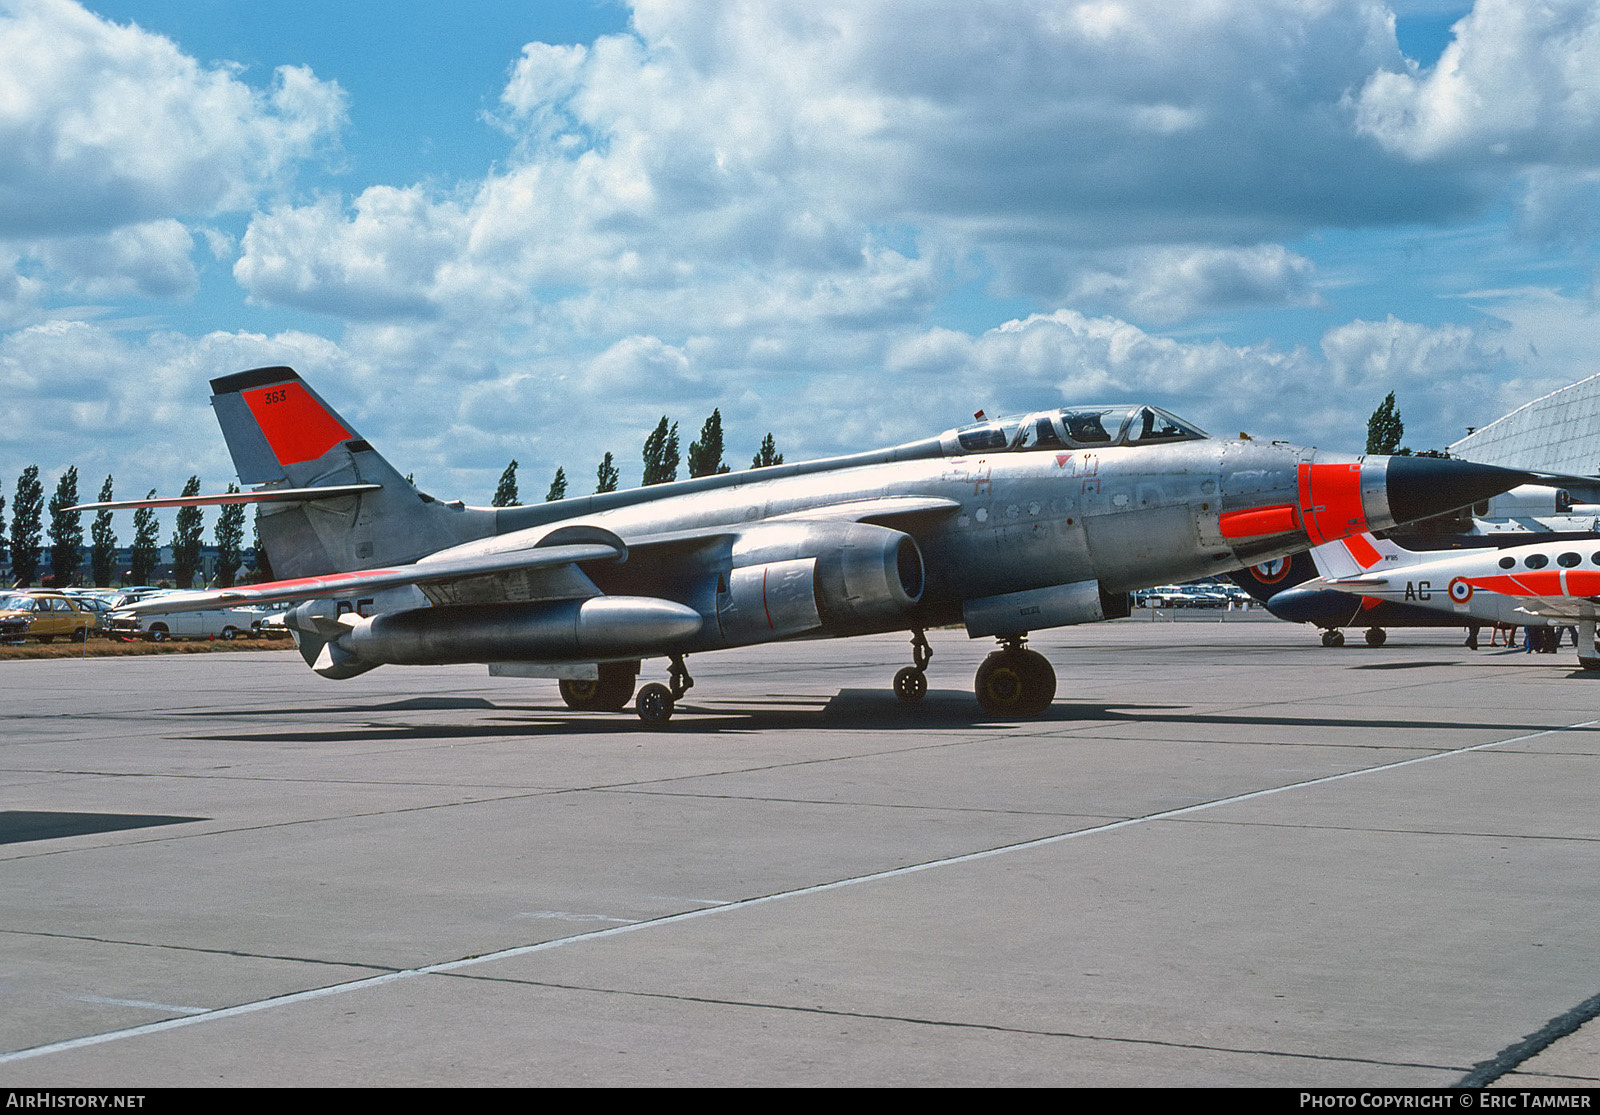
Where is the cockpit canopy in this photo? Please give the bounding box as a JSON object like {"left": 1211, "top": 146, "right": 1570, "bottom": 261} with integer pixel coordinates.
{"left": 944, "top": 405, "right": 1208, "bottom": 455}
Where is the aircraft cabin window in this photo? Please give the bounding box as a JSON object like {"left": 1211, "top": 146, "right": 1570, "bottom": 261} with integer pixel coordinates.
{"left": 951, "top": 405, "right": 1206, "bottom": 455}
{"left": 1525, "top": 553, "right": 1550, "bottom": 569}
{"left": 957, "top": 423, "right": 1010, "bottom": 452}
{"left": 1123, "top": 406, "right": 1207, "bottom": 445}
{"left": 1499, "top": 556, "right": 1516, "bottom": 569}
{"left": 1559, "top": 552, "right": 1581, "bottom": 567}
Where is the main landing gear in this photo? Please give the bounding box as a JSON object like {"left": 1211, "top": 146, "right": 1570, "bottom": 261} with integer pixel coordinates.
{"left": 892, "top": 629, "right": 1057, "bottom": 716}
{"left": 635, "top": 655, "right": 694, "bottom": 725}
{"left": 558, "top": 661, "right": 638, "bottom": 712}
{"left": 974, "top": 635, "right": 1057, "bottom": 717}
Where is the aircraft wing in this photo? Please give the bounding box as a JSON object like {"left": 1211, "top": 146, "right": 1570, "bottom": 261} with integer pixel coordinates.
{"left": 114, "top": 535, "right": 627, "bottom": 617}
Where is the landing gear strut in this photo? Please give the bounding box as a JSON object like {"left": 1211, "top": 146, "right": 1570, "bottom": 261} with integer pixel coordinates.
{"left": 635, "top": 655, "right": 693, "bottom": 724}
{"left": 974, "top": 635, "right": 1056, "bottom": 717}
{"left": 893, "top": 629, "right": 932, "bottom": 704}
{"left": 1577, "top": 617, "right": 1600, "bottom": 672}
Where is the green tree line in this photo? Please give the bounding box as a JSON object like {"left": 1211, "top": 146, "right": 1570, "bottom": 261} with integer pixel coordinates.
{"left": 1, "top": 467, "right": 252, "bottom": 589}
{"left": 490, "top": 407, "right": 785, "bottom": 504}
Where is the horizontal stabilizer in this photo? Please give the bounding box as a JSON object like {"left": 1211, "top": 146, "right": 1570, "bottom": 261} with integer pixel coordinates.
{"left": 69, "top": 484, "right": 383, "bottom": 513}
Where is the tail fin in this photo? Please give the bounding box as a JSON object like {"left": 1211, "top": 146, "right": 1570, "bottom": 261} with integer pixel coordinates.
{"left": 210, "top": 367, "right": 491, "bottom": 580}
{"left": 1306, "top": 532, "right": 1417, "bottom": 581}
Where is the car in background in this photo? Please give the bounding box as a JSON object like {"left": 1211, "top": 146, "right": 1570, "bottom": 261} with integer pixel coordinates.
{"left": 0, "top": 592, "right": 97, "bottom": 643}
{"left": 105, "top": 602, "right": 262, "bottom": 642}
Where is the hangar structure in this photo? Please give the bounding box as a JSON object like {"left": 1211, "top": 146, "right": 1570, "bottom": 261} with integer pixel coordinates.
{"left": 1451, "top": 371, "right": 1600, "bottom": 475}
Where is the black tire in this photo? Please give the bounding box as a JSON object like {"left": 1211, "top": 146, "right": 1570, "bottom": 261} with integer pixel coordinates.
{"left": 893, "top": 666, "right": 927, "bottom": 704}
{"left": 221, "top": 627, "right": 237, "bottom": 641}
{"left": 73, "top": 626, "right": 89, "bottom": 643}
{"left": 1365, "top": 628, "right": 1386, "bottom": 647}
{"left": 974, "top": 649, "right": 1056, "bottom": 717}
{"left": 635, "top": 683, "right": 675, "bottom": 724}
{"left": 559, "top": 663, "right": 637, "bottom": 711}
{"left": 148, "top": 626, "right": 167, "bottom": 643}
{"left": 1321, "top": 629, "right": 1345, "bottom": 648}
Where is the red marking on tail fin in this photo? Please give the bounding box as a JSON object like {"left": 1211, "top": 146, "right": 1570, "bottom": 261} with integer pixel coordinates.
{"left": 242, "top": 381, "right": 353, "bottom": 466}
{"left": 1343, "top": 533, "right": 1383, "bottom": 569}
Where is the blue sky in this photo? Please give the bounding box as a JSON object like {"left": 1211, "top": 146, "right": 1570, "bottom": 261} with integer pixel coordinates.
{"left": 4, "top": 0, "right": 1600, "bottom": 520}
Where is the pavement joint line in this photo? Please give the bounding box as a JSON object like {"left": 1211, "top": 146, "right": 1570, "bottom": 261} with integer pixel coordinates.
{"left": 434, "top": 971, "right": 1466, "bottom": 1074}
{"left": 3, "top": 713, "right": 1594, "bottom": 1067}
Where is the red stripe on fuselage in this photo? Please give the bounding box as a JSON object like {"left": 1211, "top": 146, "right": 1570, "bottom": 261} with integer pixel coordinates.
{"left": 1298, "top": 462, "right": 1369, "bottom": 546}
{"left": 242, "top": 380, "right": 353, "bottom": 466}
{"left": 1469, "top": 570, "right": 1600, "bottom": 598}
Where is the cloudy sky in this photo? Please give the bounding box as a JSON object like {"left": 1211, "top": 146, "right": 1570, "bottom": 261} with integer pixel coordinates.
{"left": 4, "top": 0, "right": 1600, "bottom": 519}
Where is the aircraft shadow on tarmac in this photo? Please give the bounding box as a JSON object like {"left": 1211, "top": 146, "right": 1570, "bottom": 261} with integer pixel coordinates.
{"left": 177, "top": 687, "right": 1566, "bottom": 743}
{"left": 0, "top": 811, "right": 207, "bottom": 846}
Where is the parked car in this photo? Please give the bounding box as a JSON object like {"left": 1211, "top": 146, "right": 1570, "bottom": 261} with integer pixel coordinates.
{"left": 105, "top": 603, "right": 262, "bottom": 642}
{"left": 0, "top": 592, "right": 98, "bottom": 643}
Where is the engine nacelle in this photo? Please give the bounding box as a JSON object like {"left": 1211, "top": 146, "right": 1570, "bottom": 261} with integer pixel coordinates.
{"left": 717, "top": 521, "right": 924, "bottom": 645}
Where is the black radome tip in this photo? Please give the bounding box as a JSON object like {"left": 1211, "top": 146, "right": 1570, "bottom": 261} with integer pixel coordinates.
{"left": 1385, "top": 457, "right": 1538, "bottom": 526}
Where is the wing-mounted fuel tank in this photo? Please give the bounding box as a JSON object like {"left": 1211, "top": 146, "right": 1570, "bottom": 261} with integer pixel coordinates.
{"left": 715, "top": 521, "right": 925, "bottom": 646}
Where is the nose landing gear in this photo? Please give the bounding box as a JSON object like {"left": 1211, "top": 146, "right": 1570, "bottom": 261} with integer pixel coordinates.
{"left": 635, "top": 655, "right": 694, "bottom": 724}
{"left": 893, "top": 629, "right": 933, "bottom": 704}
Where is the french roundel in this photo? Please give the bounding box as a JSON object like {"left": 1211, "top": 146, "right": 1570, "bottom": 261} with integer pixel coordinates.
{"left": 1448, "top": 577, "right": 1473, "bottom": 604}
{"left": 1253, "top": 557, "right": 1290, "bottom": 585}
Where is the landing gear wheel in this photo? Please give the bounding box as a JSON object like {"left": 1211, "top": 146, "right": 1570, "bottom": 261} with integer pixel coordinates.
{"left": 1364, "top": 627, "right": 1386, "bottom": 647}
{"left": 1321, "top": 629, "right": 1344, "bottom": 647}
{"left": 894, "top": 666, "right": 927, "bottom": 704}
{"left": 635, "top": 683, "right": 675, "bottom": 724}
{"left": 559, "top": 663, "right": 638, "bottom": 711}
{"left": 974, "top": 648, "right": 1056, "bottom": 717}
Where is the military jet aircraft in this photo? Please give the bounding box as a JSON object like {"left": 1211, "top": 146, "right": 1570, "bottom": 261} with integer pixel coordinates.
{"left": 1299, "top": 532, "right": 1600, "bottom": 667}
{"left": 88, "top": 367, "right": 1536, "bottom": 722}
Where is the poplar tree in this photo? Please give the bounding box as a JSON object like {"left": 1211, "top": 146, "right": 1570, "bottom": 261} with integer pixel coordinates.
{"left": 687, "top": 410, "right": 730, "bottom": 478}
{"left": 11, "top": 465, "right": 43, "bottom": 586}
{"left": 641, "top": 418, "right": 679, "bottom": 485}
{"left": 751, "top": 433, "right": 784, "bottom": 469}
{"left": 47, "top": 466, "right": 82, "bottom": 586}
{"left": 0, "top": 486, "right": 8, "bottom": 565}
{"left": 1366, "top": 393, "right": 1405, "bottom": 455}
{"left": 90, "top": 475, "right": 117, "bottom": 586}
{"left": 493, "top": 460, "right": 520, "bottom": 506}
{"left": 214, "top": 486, "right": 245, "bottom": 588}
{"left": 130, "top": 491, "right": 159, "bottom": 586}
{"left": 594, "top": 452, "right": 619, "bottom": 494}
{"left": 545, "top": 467, "right": 567, "bottom": 502}
{"left": 170, "top": 476, "right": 204, "bottom": 589}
